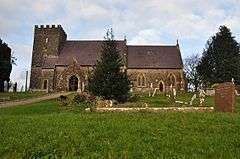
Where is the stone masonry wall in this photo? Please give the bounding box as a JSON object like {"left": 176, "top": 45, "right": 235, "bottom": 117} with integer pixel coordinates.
{"left": 127, "top": 68, "right": 185, "bottom": 92}
{"left": 30, "top": 25, "right": 67, "bottom": 90}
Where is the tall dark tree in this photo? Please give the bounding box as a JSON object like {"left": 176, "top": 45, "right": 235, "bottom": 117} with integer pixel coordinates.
{"left": 88, "top": 29, "right": 130, "bottom": 102}
{"left": 197, "top": 26, "right": 240, "bottom": 86}
{"left": 184, "top": 54, "right": 201, "bottom": 92}
{"left": 0, "top": 39, "right": 13, "bottom": 92}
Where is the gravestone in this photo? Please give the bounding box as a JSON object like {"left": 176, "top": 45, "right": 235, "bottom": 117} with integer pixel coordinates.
{"left": 189, "top": 94, "right": 197, "bottom": 106}
{"left": 13, "top": 82, "right": 17, "bottom": 92}
{"left": 199, "top": 89, "right": 206, "bottom": 106}
{"left": 215, "top": 82, "right": 235, "bottom": 112}
{"left": 4, "top": 81, "right": 8, "bottom": 92}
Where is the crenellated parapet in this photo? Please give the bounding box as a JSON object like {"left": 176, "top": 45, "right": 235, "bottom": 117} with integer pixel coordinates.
{"left": 34, "top": 24, "right": 67, "bottom": 38}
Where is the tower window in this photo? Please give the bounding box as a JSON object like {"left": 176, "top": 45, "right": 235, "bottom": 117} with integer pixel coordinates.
{"left": 43, "top": 80, "right": 48, "bottom": 89}
{"left": 45, "top": 38, "right": 48, "bottom": 43}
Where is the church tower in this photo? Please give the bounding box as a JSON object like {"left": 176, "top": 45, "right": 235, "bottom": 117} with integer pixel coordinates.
{"left": 30, "top": 25, "right": 67, "bottom": 90}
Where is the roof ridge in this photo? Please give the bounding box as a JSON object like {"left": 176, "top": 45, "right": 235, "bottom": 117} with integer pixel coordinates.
{"left": 66, "top": 40, "right": 125, "bottom": 42}
{"left": 127, "top": 45, "right": 177, "bottom": 47}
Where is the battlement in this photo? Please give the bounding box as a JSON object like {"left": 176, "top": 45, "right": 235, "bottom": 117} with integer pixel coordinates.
{"left": 35, "top": 24, "right": 63, "bottom": 29}
{"left": 34, "top": 24, "right": 67, "bottom": 39}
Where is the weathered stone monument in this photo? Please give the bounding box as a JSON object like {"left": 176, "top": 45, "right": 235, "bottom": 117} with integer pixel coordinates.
{"left": 189, "top": 94, "right": 197, "bottom": 106}
{"left": 4, "top": 81, "right": 8, "bottom": 92}
{"left": 13, "top": 82, "right": 17, "bottom": 92}
{"left": 215, "top": 82, "right": 235, "bottom": 112}
{"left": 199, "top": 89, "right": 206, "bottom": 106}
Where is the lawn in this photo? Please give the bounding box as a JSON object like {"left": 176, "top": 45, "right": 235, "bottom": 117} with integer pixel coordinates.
{"left": 0, "top": 96, "right": 240, "bottom": 158}
{"left": 0, "top": 92, "right": 47, "bottom": 102}
{"left": 118, "top": 92, "right": 215, "bottom": 108}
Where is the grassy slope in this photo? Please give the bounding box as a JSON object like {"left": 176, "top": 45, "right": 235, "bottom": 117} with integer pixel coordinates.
{"left": 119, "top": 92, "right": 215, "bottom": 108}
{"left": 0, "top": 92, "right": 46, "bottom": 102}
{"left": 0, "top": 98, "right": 240, "bottom": 158}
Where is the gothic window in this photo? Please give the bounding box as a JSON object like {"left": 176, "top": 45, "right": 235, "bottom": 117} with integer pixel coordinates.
{"left": 137, "top": 76, "right": 141, "bottom": 86}
{"left": 43, "top": 80, "right": 48, "bottom": 89}
{"left": 137, "top": 74, "right": 146, "bottom": 87}
{"left": 159, "top": 81, "right": 165, "bottom": 92}
{"left": 169, "top": 74, "right": 176, "bottom": 86}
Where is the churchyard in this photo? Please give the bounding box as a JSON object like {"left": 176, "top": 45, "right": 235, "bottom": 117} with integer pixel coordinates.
{"left": 0, "top": 90, "right": 240, "bottom": 158}
{"left": 0, "top": 91, "right": 46, "bottom": 102}
{"left": 1, "top": 21, "right": 240, "bottom": 158}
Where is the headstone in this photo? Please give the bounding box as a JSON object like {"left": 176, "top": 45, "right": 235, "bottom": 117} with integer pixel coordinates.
{"left": 215, "top": 82, "right": 235, "bottom": 112}
{"left": 20, "top": 86, "right": 24, "bottom": 92}
{"left": 152, "top": 88, "right": 158, "bottom": 97}
{"left": 205, "top": 89, "right": 215, "bottom": 96}
{"left": 235, "top": 90, "right": 240, "bottom": 96}
{"left": 130, "top": 84, "right": 133, "bottom": 92}
{"left": 168, "top": 85, "right": 175, "bottom": 102}
{"left": 13, "top": 82, "right": 17, "bottom": 92}
{"left": 180, "top": 81, "right": 184, "bottom": 91}
{"left": 173, "top": 88, "right": 177, "bottom": 100}
{"left": 96, "top": 100, "right": 113, "bottom": 108}
{"left": 4, "top": 81, "right": 8, "bottom": 92}
{"left": 199, "top": 89, "right": 206, "bottom": 106}
{"left": 189, "top": 94, "right": 197, "bottom": 106}
{"left": 149, "top": 83, "right": 153, "bottom": 97}
{"left": 82, "top": 82, "right": 85, "bottom": 92}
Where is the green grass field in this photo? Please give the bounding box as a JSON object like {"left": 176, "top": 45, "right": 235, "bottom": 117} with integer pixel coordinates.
{"left": 0, "top": 92, "right": 46, "bottom": 102}
{"left": 118, "top": 92, "right": 215, "bottom": 108}
{"left": 0, "top": 95, "right": 240, "bottom": 158}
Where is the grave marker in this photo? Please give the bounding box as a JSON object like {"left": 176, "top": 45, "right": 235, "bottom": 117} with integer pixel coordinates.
{"left": 215, "top": 82, "right": 235, "bottom": 112}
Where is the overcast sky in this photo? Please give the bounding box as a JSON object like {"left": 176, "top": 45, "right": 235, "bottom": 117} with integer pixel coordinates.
{"left": 0, "top": 0, "right": 240, "bottom": 90}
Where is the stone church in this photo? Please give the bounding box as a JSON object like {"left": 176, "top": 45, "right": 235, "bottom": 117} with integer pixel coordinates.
{"left": 30, "top": 25, "right": 186, "bottom": 93}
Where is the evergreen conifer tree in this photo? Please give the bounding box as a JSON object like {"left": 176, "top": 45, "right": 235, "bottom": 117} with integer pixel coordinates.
{"left": 0, "top": 39, "right": 13, "bottom": 92}
{"left": 88, "top": 29, "right": 130, "bottom": 102}
{"left": 197, "top": 26, "right": 240, "bottom": 86}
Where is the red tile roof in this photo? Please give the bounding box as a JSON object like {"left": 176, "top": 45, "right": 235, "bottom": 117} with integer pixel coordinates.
{"left": 57, "top": 40, "right": 126, "bottom": 66}
{"left": 42, "top": 40, "right": 183, "bottom": 69}
{"left": 127, "top": 45, "right": 183, "bottom": 69}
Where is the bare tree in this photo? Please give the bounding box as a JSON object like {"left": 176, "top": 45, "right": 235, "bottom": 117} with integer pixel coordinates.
{"left": 184, "top": 54, "right": 201, "bottom": 92}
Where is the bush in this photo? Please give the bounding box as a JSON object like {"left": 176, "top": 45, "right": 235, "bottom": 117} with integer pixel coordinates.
{"left": 72, "top": 93, "right": 87, "bottom": 104}
{"left": 128, "top": 94, "right": 140, "bottom": 102}
{"left": 211, "top": 83, "right": 219, "bottom": 88}
{"left": 57, "top": 95, "right": 68, "bottom": 106}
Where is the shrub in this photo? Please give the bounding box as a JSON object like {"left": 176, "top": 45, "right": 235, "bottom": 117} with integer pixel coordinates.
{"left": 128, "top": 94, "right": 140, "bottom": 102}
{"left": 57, "top": 95, "right": 68, "bottom": 106}
{"left": 72, "top": 93, "right": 87, "bottom": 104}
{"left": 211, "top": 83, "right": 219, "bottom": 89}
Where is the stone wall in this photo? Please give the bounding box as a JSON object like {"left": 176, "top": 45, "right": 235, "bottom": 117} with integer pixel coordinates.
{"left": 30, "top": 25, "right": 67, "bottom": 90}
{"left": 31, "top": 65, "right": 186, "bottom": 93}
{"left": 30, "top": 67, "right": 42, "bottom": 90}
{"left": 127, "top": 68, "right": 185, "bottom": 92}
{"left": 55, "top": 61, "right": 89, "bottom": 92}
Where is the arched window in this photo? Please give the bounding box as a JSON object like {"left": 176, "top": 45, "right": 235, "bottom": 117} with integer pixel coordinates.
{"left": 169, "top": 74, "right": 176, "bottom": 86}
{"left": 137, "top": 74, "right": 146, "bottom": 87}
{"left": 159, "top": 81, "right": 165, "bottom": 92}
{"left": 138, "top": 76, "right": 141, "bottom": 86}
